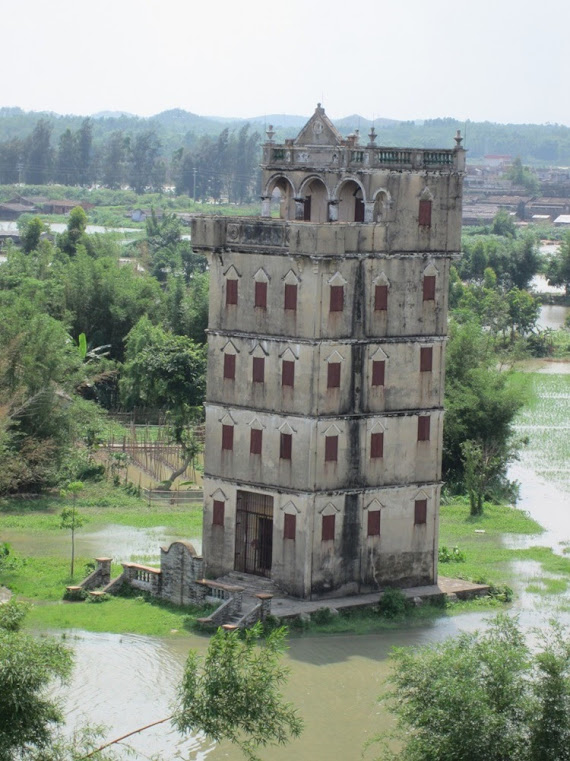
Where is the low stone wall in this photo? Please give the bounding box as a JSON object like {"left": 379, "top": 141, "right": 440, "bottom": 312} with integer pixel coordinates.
{"left": 160, "top": 541, "right": 205, "bottom": 606}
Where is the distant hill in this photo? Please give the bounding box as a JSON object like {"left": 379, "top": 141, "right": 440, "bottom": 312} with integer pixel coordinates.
{"left": 1, "top": 106, "right": 570, "bottom": 165}
{"left": 92, "top": 110, "right": 136, "bottom": 119}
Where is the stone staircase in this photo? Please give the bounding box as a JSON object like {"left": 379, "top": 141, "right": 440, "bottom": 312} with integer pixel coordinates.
{"left": 196, "top": 572, "right": 282, "bottom": 629}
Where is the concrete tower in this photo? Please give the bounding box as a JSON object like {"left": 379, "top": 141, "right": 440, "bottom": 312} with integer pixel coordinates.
{"left": 192, "top": 105, "right": 465, "bottom": 599}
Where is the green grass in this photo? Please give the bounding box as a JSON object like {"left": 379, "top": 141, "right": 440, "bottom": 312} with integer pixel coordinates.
{"left": 512, "top": 372, "right": 570, "bottom": 488}
{"left": 439, "top": 499, "right": 570, "bottom": 591}
{"left": 0, "top": 481, "right": 204, "bottom": 534}
{"left": 28, "top": 596, "right": 214, "bottom": 637}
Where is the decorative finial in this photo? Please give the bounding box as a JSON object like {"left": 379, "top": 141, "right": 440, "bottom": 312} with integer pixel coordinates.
{"left": 368, "top": 125, "right": 377, "bottom": 145}
{"left": 454, "top": 129, "right": 463, "bottom": 147}
{"left": 266, "top": 124, "right": 275, "bottom": 143}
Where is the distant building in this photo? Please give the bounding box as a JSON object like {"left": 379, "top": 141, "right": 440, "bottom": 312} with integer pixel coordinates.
{"left": 192, "top": 105, "right": 465, "bottom": 599}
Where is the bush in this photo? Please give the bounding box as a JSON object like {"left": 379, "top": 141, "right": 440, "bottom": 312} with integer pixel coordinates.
{"left": 0, "top": 600, "right": 30, "bottom": 631}
{"left": 378, "top": 587, "right": 411, "bottom": 619}
{"left": 488, "top": 583, "right": 514, "bottom": 603}
{"left": 438, "top": 545, "right": 466, "bottom": 563}
{"left": 311, "top": 607, "right": 334, "bottom": 625}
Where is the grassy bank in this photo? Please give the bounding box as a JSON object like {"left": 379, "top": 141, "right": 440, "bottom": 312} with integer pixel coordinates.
{"left": 439, "top": 498, "right": 570, "bottom": 598}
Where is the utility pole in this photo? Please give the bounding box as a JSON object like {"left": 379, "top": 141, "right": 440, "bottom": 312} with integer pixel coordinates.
{"left": 193, "top": 168, "right": 197, "bottom": 202}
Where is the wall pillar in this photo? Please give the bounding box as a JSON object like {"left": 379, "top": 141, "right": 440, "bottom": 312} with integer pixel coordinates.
{"left": 260, "top": 196, "right": 271, "bottom": 218}
{"left": 95, "top": 557, "right": 112, "bottom": 586}
{"left": 328, "top": 201, "right": 339, "bottom": 222}
{"left": 294, "top": 198, "right": 305, "bottom": 220}
{"left": 364, "top": 202, "right": 375, "bottom": 223}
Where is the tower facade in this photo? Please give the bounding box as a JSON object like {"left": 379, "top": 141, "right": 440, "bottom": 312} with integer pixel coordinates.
{"left": 192, "top": 105, "right": 465, "bottom": 599}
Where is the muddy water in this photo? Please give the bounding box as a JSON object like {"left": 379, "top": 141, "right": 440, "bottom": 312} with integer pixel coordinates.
{"left": 3, "top": 524, "right": 202, "bottom": 564}
{"left": 537, "top": 304, "right": 569, "bottom": 331}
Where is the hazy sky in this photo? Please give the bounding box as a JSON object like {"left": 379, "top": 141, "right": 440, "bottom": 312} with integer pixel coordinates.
{"left": 4, "top": 0, "right": 569, "bottom": 125}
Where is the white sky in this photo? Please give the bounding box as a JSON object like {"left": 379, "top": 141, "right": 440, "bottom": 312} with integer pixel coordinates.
{"left": 4, "top": 0, "right": 570, "bottom": 125}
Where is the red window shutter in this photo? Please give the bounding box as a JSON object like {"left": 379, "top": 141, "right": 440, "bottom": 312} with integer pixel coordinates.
{"left": 226, "top": 279, "right": 238, "bottom": 305}
{"left": 374, "top": 284, "right": 388, "bottom": 311}
{"left": 420, "top": 347, "right": 433, "bottom": 372}
{"left": 252, "top": 356, "right": 265, "bottom": 383}
{"left": 282, "top": 360, "right": 295, "bottom": 387}
{"left": 250, "top": 428, "right": 262, "bottom": 455}
{"left": 223, "top": 353, "right": 235, "bottom": 380}
{"left": 322, "top": 514, "right": 335, "bottom": 541}
{"left": 284, "top": 283, "right": 297, "bottom": 311}
{"left": 330, "top": 285, "right": 344, "bottom": 312}
{"left": 280, "top": 432, "right": 292, "bottom": 460}
{"left": 325, "top": 435, "right": 338, "bottom": 462}
{"left": 255, "top": 281, "right": 267, "bottom": 309}
{"left": 213, "top": 500, "right": 225, "bottom": 526}
{"left": 221, "top": 424, "right": 234, "bottom": 451}
{"left": 418, "top": 416, "right": 431, "bottom": 442}
{"left": 372, "top": 360, "right": 385, "bottom": 387}
{"left": 370, "top": 431, "right": 384, "bottom": 459}
{"left": 367, "top": 510, "right": 381, "bottom": 537}
{"left": 414, "top": 499, "right": 427, "bottom": 525}
{"left": 419, "top": 199, "right": 432, "bottom": 227}
{"left": 327, "top": 362, "right": 341, "bottom": 388}
{"left": 423, "top": 275, "right": 436, "bottom": 301}
{"left": 283, "top": 513, "right": 296, "bottom": 540}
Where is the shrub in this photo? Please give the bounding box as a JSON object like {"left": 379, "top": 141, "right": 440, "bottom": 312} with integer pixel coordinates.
{"left": 378, "top": 587, "right": 411, "bottom": 619}
{"left": 438, "top": 545, "right": 466, "bottom": 563}
{"left": 311, "top": 607, "right": 334, "bottom": 625}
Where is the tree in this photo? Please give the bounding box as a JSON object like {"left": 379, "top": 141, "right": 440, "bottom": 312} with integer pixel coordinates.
{"left": 120, "top": 324, "right": 206, "bottom": 489}
{"left": 60, "top": 481, "right": 86, "bottom": 577}
{"left": 461, "top": 439, "right": 519, "bottom": 516}
{"left": 129, "top": 130, "right": 161, "bottom": 194}
{"left": 76, "top": 118, "right": 93, "bottom": 186}
{"left": 19, "top": 216, "right": 46, "bottom": 254}
{"left": 378, "top": 616, "right": 570, "bottom": 761}
{"left": 58, "top": 206, "right": 89, "bottom": 256}
{"left": 0, "top": 601, "right": 72, "bottom": 761}
{"left": 507, "top": 156, "right": 540, "bottom": 195}
{"left": 24, "top": 119, "right": 53, "bottom": 185}
{"left": 443, "top": 319, "right": 528, "bottom": 492}
{"left": 491, "top": 209, "right": 517, "bottom": 238}
{"left": 174, "top": 624, "right": 303, "bottom": 760}
{"left": 546, "top": 234, "right": 570, "bottom": 295}
{"left": 55, "top": 128, "right": 77, "bottom": 185}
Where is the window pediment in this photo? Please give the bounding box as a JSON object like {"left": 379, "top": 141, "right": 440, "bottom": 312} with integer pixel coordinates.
{"left": 327, "top": 271, "right": 347, "bottom": 286}
{"left": 253, "top": 267, "right": 270, "bottom": 283}
{"left": 223, "top": 264, "right": 241, "bottom": 279}
{"left": 281, "top": 500, "right": 301, "bottom": 514}
{"left": 318, "top": 501, "right": 341, "bottom": 515}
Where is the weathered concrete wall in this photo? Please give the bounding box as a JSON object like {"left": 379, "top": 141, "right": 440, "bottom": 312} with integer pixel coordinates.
{"left": 204, "top": 404, "right": 443, "bottom": 492}
{"left": 159, "top": 541, "right": 204, "bottom": 606}
{"left": 203, "top": 478, "right": 439, "bottom": 598}
{"left": 203, "top": 478, "right": 312, "bottom": 598}
{"left": 207, "top": 334, "right": 445, "bottom": 415}
{"left": 204, "top": 246, "right": 453, "bottom": 341}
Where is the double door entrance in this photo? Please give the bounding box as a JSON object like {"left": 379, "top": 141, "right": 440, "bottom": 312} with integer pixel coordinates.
{"left": 234, "top": 490, "right": 273, "bottom": 577}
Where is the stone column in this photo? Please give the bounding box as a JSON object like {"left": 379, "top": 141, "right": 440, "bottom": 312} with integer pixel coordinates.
{"left": 328, "top": 201, "right": 339, "bottom": 222}
{"left": 294, "top": 198, "right": 305, "bottom": 220}
{"left": 95, "top": 557, "right": 112, "bottom": 586}
{"left": 261, "top": 196, "right": 271, "bottom": 218}
{"left": 364, "top": 202, "right": 375, "bottom": 223}
{"left": 255, "top": 593, "right": 273, "bottom": 621}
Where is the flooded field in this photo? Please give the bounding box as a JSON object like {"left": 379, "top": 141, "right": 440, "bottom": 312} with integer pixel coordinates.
{"left": 3, "top": 369, "right": 568, "bottom": 761}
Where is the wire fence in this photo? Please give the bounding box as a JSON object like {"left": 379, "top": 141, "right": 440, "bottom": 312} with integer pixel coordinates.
{"left": 102, "top": 423, "right": 205, "bottom": 493}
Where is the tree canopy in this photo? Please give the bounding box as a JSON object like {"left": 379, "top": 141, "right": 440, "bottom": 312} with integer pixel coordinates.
{"left": 379, "top": 615, "right": 570, "bottom": 761}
